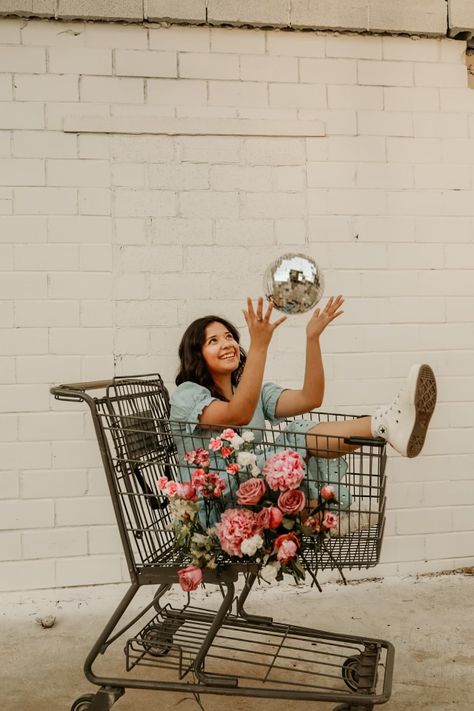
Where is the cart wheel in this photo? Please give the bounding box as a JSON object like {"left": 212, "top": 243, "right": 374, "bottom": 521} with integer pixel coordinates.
{"left": 342, "top": 654, "right": 361, "bottom": 692}
{"left": 142, "top": 624, "right": 172, "bottom": 656}
{"left": 71, "top": 694, "right": 95, "bottom": 711}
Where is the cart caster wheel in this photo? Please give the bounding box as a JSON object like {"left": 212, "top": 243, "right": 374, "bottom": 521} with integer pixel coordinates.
{"left": 142, "top": 624, "right": 172, "bottom": 656}
{"left": 342, "top": 654, "right": 361, "bottom": 691}
{"left": 71, "top": 694, "right": 95, "bottom": 711}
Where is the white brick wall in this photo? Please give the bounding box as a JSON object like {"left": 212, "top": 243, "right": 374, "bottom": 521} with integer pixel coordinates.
{"left": 1, "top": 18, "right": 473, "bottom": 592}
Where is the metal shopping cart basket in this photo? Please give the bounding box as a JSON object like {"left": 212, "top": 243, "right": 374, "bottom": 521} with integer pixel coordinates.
{"left": 51, "top": 373, "right": 394, "bottom": 711}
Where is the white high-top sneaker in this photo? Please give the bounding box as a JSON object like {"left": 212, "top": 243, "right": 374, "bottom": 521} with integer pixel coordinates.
{"left": 371, "top": 364, "right": 437, "bottom": 458}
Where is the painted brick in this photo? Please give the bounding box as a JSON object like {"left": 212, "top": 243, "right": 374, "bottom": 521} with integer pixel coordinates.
{"left": 149, "top": 217, "right": 213, "bottom": 244}
{"left": 0, "top": 559, "right": 55, "bottom": 591}
{"left": 15, "top": 300, "right": 79, "bottom": 327}
{"left": 15, "top": 74, "right": 78, "bottom": 101}
{"left": 208, "top": 80, "right": 268, "bottom": 107}
{"left": 328, "top": 84, "right": 383, "bottom": 109}
{"left": 0, "top": 17, "right": 21, "bottom": 43}
{"left": 19, "top": 413, "right": 84, "bottom": 442}
{"left": 327, "top": 136, "right": 385, "bottom": 162}
{"left": 57, "top": 0, "right": 142, "bottom": 21}
{"left": 300, "top": 57, "right": 356, "bottom": 84}
{"left": 0, "top": 304, "right": 14, "bottom": 328}
{"left": 47, "top": 159, "right": 110, "bottom": 187}
{"left": 79, "top": 245, "right": 112, "bottom": 271}
{"left": 0, "top": 102, "right": 44, "bottom": 129}
{"left": 23, "top": 528, "right": 88, "bottom": 559}
{"left": 241, "top": 55, "right": 298, "bottom": 82}
{"left": 0, "top": 414, "right": 16, "bottom": 442}
{"left": 50, "top": 327, "right": 113, "bottom": 355}
{"left": 112, "top": 163, "right": 144, "bottom": 187}
{"left": 0, "top": 470, "right": 19, "bottom": 498}
{"left": 386, "top": 137, "right": 441, "bottom": 163}
{"left": 55, "top": 554, "right": 122, "bottom": 587}
{"left": 180, "top": 190, "right": 238, "bottom": 218}
{"left": 240, "top": 192, "right": 306, "bottom": 219}
{"left": 150, "top": 25, "right": 210, "bottom": 52}
{"left": 357, "top": 163, "right": 414, "bottom": 189}
{"left": 14, "top": 244, "right": 78, "bottom": 271}
{"left": 0, "top": 499, "right": 54, "bottom": 528}
{"left": 0, "top": 158, "right": 44, "bottom": 186}
{"left": 0, "top": 274, "right": 46, "bottom": 300}
{"left": 13, "top": 130, "right": 77, "bottom": 158}
{"left": 80, "top": 76, "right": 144, "bottom": 103}
{"left": 48, "top": 47, "right": 112, "bottom": 74}
{"left": 85, "top": 21, "right": 146, "bottom": 49}
{"left": 269, "top": 82, "right": 326, "bottom": 109}
{"left": 16, "top": 354, "right": 81, "bottom": 384}
{"left": 15, "top": 188, "right": 77, "bottom": 215}
{"left": 357, "top": 110, "right": 413, "bottom": 136}
{"left": 115, "top": 50, "right": 177, "bottom": 78}
{"left": 414, "top": 62, "right": 467, "bottom": 88}
{"left": 326, "top": 33, "right": 382, "bottom": 59}
{"left": 78, "top": 188, "right": 111, "bottom": 215}
{"left": 0, "top": 532, "right": 21, "bottom": 561}
{"left": 413, "top": 112, "right": 468, "bottom": 138}
{"left": 114, "top": 189, "right": 176, "bottom": 217}
{"left": 146, "top": 0, "right": 206, "bottom": 22}
{"left": 88, "top": 525, "right": 122, "bottom": 554}
{"left": 112, "top": 135, "right": 174, "bottom": 162}
{"left": 384, "top": 86, "right": 440, "bottom": 111}
{"left": 114, "top": 217, "right": 147, "bottom": 245}
{"left": 358, "top": 59, "right": 414, "bottom": 86}
{"left": 48, "top": 272, "right": 112, "bottom": 299}
{"left": 179, "top": 52, "right": 239, "bottom": 80}
{"left": 211, "top": 27, "right": 264, "bottom": 54}
{"left": 20, "top": 18, "right": 84, "bottom": 46}
{"left": 383, "top": 36, "right": 440, "bottom": 62}
{"left": 414, "top": 164, "right": 471, "bottom": 189}
{"left": 208, "top": 0, "right": 288, "bottom": 27}
{"left": 210, "top": 165, "right": 271, "bottom": 192}
{"left": 81, "top": 300, "right": 113, "bottom": 326}
{"left": 244, "top": 137, "right": 305, "bottom": 165}
{"left": 48, "top": 216, "right": 112, "bottom": 243}
{"left": 45, "top": 101, "right": 110, "bottom": 131}
{"left": 117, "top": 245, "right": 182, "bottom": 273}
{"left": 267, "top": 30, "right": 325, "bottom": 57}
{"left": 0, "top": 384, "right": 49, "bottom": 412}
{"left": 148, "top": 163, "right": 209, "bottom": 190}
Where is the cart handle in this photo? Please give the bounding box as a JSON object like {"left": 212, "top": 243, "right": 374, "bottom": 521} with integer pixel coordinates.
{"left": 344, "top": 435, "right": 386, "bottom": 447}
{"left": 50, "top": 380, "right": 114, "bottom": 403}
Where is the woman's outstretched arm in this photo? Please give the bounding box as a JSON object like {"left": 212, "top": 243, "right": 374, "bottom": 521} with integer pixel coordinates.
{"left": 274, "top": 295, "right": 344, "bottom": 418}
{"left": 199, "top": 297, "right": 286, "bottom": 426}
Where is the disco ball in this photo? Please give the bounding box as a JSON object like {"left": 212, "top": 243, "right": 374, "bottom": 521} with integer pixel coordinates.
{"left": 263, "top": 253, "right": 324, "bottom": 315}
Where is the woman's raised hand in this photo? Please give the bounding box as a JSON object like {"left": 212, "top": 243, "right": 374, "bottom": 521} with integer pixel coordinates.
{"left": 243, "top": 296, "right": 287, "bottom": 348}
{"left": 306, "top": 295, "right": 344, "bottom": 340}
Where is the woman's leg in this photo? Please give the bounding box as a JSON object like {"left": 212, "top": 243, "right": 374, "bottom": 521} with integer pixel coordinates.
{"left": 305, "top": 416, "right": 372, "bottom": 458}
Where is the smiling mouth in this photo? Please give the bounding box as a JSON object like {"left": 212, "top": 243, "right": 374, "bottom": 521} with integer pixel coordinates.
{"left": 220, "top": 353, "right": 237, "bottom": 360}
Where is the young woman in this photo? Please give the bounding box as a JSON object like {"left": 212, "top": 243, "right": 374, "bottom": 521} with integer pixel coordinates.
{"left": 170, "top": 295, "right": 437, "bottom": 463}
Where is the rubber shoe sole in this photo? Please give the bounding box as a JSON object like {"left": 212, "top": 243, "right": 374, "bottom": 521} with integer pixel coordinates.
{"left": 406, "top": 364, "right": 437, "bottom": 458}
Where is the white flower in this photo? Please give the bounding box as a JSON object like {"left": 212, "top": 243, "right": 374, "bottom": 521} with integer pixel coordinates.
{"left": 242, "top": 430, "right": 255, "bottom": 443}
{"left": 250, "top": 464, "right": 261, "bottom": 477}
{"left": 237, "top": 450, "right": 257, "bottom": 467}
{"left": 260, "top": 562, "right": 280, "bottom": 583}
{"left": 240, "top": 534, "right": 264, "bottom": 557}
{"left": 230, "top": 433, "right": 244, "bottom": 450}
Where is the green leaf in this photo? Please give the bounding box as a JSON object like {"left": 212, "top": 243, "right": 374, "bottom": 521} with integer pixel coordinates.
{"left": 282, "top": 517, "right": 295, "bottom": 530}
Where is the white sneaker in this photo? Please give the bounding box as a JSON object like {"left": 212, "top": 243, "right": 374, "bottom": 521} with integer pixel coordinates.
{"left": 371, "top": 364, "right": 437, "bottom": 458}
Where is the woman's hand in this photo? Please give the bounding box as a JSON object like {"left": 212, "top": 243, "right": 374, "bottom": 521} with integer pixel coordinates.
{"left": 306, "top": 295, "right": 344, "bottom": 340}
{"left": 243, "top": 296, "right": 287, "bottom": 349}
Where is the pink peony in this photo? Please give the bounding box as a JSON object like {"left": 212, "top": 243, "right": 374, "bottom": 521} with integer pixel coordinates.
{"left": 237, "top": 478, "right": 265, "bottom": 506}
{"left": 322, "top": 512, "right": 338, "bottom": 531}
{"left": 278, "top": 489, "right": 306, "bottom": 514}
{"left": 222, "top": 428, "right": 237, "bottom": 440}
{"left": 263, "top": 450, "right": 305, "bottom": 492}
{"left": 177, "top": 565, "right": 203, "bottom": 592}
{"left": 209, "top": 437, "right": 222, "bottom": 451}
{"left": 216, "top": 508, "right": 260, "bottom": 557}
{"left": 226, "top": 463, "right": 241, "bottom": 475}
{"left": 274, "top": 532, "right": 300, "bottom": 564}
{"left": 320, "top": 484, "right": 335, "bottom": 500}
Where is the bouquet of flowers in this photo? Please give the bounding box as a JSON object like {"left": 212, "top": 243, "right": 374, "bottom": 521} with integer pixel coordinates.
{"left": 157, "top": 428, "right": 339, "bottom": 592}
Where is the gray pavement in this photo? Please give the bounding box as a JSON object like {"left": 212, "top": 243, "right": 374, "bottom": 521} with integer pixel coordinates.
{"left": 1, "top": 572, "right": 472, "bottom": 711}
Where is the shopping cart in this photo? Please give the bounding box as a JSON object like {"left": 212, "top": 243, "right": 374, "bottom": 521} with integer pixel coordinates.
{"left": 51, "top": 373, "right": 394, "bottom": 711}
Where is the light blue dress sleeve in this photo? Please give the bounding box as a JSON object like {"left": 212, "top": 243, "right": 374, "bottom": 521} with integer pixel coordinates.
{"left": 169, "top": 381, "right": 216, "bottom": 434}
{"left": 260, "top": 381, "right": 286, "bottom": 425}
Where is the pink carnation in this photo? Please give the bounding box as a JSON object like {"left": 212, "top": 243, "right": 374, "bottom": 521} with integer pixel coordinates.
{"left": 263, "top": 450, "right": 305, "bottom": 492}
{"left": 322, "top": 512, "right": 338, "bottom": 531}
{"left": 220, "top": 446, "right": 234, "bottom": 459}
{"left": 226, "top": 463, "right": 241, "bottom": 475}
{"left": 183, "top": 448, "right": 209, "bottom": 467}
{"left": 178, "top": 481, "right": 198, "bottom": 501}
{"left": 192, "top": 469, "right": 226, "bottom": 498}
{"left": 209, "top": 437, "right": 223, "bottom": 451}
{"left": 157, "top": 476, "right": 168, "bottom": 491}
{"left": 165, "top": 480, "right": 179, "bottom": 496}
{"left": 215, "top": 508, "right": 260, "bottom": 557}
{"left": 222, "top": 428, "right": 237, "bottom": 441}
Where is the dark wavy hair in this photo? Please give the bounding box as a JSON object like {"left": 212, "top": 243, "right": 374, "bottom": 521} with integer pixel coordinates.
{"left": 175, "top": 315, "right": 247, "bottom": 401}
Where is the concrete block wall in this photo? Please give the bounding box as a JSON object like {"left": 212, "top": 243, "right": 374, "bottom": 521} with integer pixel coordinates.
{"left": 0, "top": 16, "right": 473, "bottom": 591}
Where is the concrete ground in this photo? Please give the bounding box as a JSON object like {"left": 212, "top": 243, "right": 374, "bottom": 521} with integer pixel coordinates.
{"left": 1, "top": 572, "right": 472, "bottom": 711}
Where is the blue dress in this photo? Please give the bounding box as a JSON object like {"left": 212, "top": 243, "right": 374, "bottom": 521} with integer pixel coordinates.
{"left": 169, "top": 381, "right": 351, "bottom": 510}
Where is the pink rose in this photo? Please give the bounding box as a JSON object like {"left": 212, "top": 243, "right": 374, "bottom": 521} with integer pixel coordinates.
{"left": 256, "top": 506, "right": 283, "bottom": 530}
{"left": 269, "top": 506, "right": 283, "bottom": 528}
{"left": 216, "top": 508, "right": 259, "bottom": 557}
{"left": 209, "top": 437, "right": 222, "bottom": 451}
{"left": 277, "top": 489, "right": 306, "bottom": 514}
{"left": 274, "top": 532, "right": 300, "bottom": 564}
{"left": 322, "top": 512, "right": 338, "bottom": 531}
{"left": 263, "top": 450, "right": 305, "bottom": 492}
{"left": 237, "top": 478, "right": 265, "bottom": 506}
{"left": 177, "top": 565, "right": 203, "bottom": 592}
{"left": 157, "top": 476, "right": 168, "bottom": 491}
{"left": 320, "top": 484, "right": 335, "bottom": 500}
{"left": 226, "top": 463, "right": 241, "bottom": 475}
{"left": 222, "top": 428, "right": 237, "bottom": 440}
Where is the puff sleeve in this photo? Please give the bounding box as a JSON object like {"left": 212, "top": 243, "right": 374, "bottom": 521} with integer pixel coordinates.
{"left": 260, "top": 381, "right": 286, "bottom": 425}
{"left": 169, "top": 381, "right": 216, "bottom": 433}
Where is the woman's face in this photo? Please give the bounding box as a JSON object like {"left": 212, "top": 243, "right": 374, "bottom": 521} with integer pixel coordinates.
{"left": 201, "top": 321, "right": 240, "bottom": 379}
